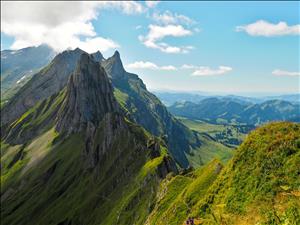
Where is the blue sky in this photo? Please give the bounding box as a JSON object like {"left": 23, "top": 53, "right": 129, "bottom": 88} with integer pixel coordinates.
{"left": 1, "top": 1, "right": 299, "bottom": 95}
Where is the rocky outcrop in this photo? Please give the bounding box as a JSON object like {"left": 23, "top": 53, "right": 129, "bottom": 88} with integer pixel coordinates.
{"left": 56, "top": 53, "right": 118, "bottom": 135}
{"left": 91, "top": 51, "right": 104, "bottom": 62}
{"left": 101, "top": 51, "right": 125, "bottom": 79}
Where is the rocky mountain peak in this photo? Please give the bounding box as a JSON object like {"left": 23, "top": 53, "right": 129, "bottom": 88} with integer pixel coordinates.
{"left": 91, "top": 51, "right": 104, "bottom": 62}
{"left": 111, "top": 50, "right": 124, "bottom": 70}
{"left": 101, "top": 50, "right": 125, "bottom": 79}
{"left": 56, "top": 53, "right": 119, "bottom": 135}
{"left": 113, "top": 50, "right": 120, "bottom": 58}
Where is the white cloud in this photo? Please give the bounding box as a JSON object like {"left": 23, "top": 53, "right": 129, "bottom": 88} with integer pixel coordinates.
{"left": 139, "top": 24, "right": 193, "bottom": 53}
{"left": 152, "top": 10, "right": 195, "bottom": 26}
{"left": 181, "top": 64, "right": 197, "bottom": 69}
{"left": 145, "top": 1, "right": 160, "bottom": 8}
{"left": 160, "top": 65, "right": 177, "bottom": 71}
{"left": 192, "top": 66, "right": 232, "bottom": 76}
{"left": 135, "top": 25, "right": 142, "bottom": 30}
{"left": 126, "top": 61, "right": 159, "bottom": 70}
{"left": 1, "top": 1, "right": 145, "bottom": 52}
{"left": 272, "top": 69, "right": 300, "bottom": 76}
{"left": 105, "top": 1, "right": 145, "bottom": 14}
{"left": 126, "top": 61, "right": 177, "bottom": 71}
{"left": 76, "top": 37, "right": 119, "bottom": 54}
{"left": 236, "top": 20, "right": 300, "bottom": 37}
{"left": 181, "top": 64, "right": 233, "bottom": 76}
{"left": 140, "top": 10, "right": 197, "bottom": 54}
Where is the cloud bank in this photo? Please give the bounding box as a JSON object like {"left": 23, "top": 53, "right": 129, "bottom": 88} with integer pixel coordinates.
{"left": 139, "top": 9, "right": 197, "bottom": 54}
{"left": 139, "top": 24, "right": 193, "bottom": 53}
{"left": 1, "top": 1, "right": 145, "bottom": 52}
{"left": 126, "top": 61, "right": 234, "bottom": 77}
{"left": 152, "top": 10, "right": 195, "bottom": 26}
{"left": 236, "top": 20, "right": 300, "bottom": 37}
{"left": 126, "top": 61, "right": 177, "bottom": 71}
{"left": 272, "top": 69, "right": 300, "bottom": 76}
{"left": 192, "top": 66, "right": 233, "bottom": 76}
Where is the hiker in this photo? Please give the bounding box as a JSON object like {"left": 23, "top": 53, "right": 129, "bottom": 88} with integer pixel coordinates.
{"left": 189, "top": 217, "right": 195, "bottom": 225}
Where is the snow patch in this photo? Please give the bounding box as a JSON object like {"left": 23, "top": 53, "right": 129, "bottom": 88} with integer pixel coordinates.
{"left": 16, "top": 75, "right": 27, "bottom": 84}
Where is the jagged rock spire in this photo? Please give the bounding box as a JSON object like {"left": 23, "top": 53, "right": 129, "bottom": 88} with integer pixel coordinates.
{"left": 101, "top": 50, "right": 125, "bottom": 79}
{"left": 56, "top": 53, "right": 118, "bottom": 135}
{"left": 91, "top": 51, "right": 104, "bottom": 62}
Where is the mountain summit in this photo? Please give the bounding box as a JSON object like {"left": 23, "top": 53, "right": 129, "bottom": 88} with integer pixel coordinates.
{"left": 91, "top": 51, "right": 104, "bottom": 62}
{"left": 56, "top": 53, "right": 118, "bottom": 135}
{"left": 102, "top": 50, "right": 125, "bottom": 79}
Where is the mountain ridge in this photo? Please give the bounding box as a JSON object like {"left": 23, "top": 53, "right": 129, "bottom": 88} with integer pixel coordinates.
{"left": 169, "top": 98, "right": 300, "bottom": 125}
{"left": 1, "top": 47, "right": 202, "bottom": 168}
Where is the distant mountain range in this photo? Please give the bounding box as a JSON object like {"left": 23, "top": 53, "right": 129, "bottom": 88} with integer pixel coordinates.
{"left": 155, "top": 91, "right": 300, "bottom": 106}
{"left": 1, "top": 45, "right": 55, "bottom": 101}
{"left": 168, "top": 97, "right": 300, "bottom": 125}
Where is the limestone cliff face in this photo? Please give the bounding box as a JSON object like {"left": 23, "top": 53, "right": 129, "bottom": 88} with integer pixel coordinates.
{"left": 56, "top": 53, "right": 118, "bottom": 135}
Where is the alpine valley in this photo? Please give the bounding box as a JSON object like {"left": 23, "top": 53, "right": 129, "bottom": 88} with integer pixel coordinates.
{"left": 1, "top": 46, "right": 299, "bottom": 225}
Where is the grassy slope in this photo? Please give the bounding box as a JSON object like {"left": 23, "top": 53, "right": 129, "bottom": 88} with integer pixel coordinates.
{"left": 146, "top": 159, "right": 223, "bottom": 225}
{"left": 3, "top": 90, "right": 65, "bottom": 145}
{"left": 179, "top": 117, "right": 248, "bottom": 147}
{"left": 146, "top": 122, "right": 300, "bottom": 225}
{"left": 1, "top": 123, "right": 171, "bottom": 225}
{"left": 186, "top": 133, "right": 233, "bottom": 168}
{"left": 194, "top": 122, "right": 300, "bottom": 224}
{"left": 177, "top": 117, "right": 234, "bottom": 167}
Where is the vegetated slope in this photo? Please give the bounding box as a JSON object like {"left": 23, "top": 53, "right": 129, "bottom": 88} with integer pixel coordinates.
{"left": 186, "top": 133, "right": 233, "bottom": 168}
{"left": 195, "top": 122, "right": 300, "bottom": 224}
{"left": 146, "top": 122, "right": 300, "bottom": 225}
{"left": 1, "top": 54, "right": 177, "bottom": 225}
{"left": 169, "top": 98, "right": 300, "bottom": 125}
{"left": 179, "top": 117, "right": 254, "bottom": 148}
{"left": 1, "top": 45, "right": 55, "bottom": 101}
{"left": 145, "top": 159, "right": 223, "bottom": 225}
